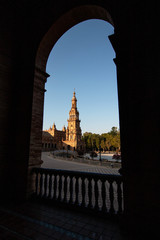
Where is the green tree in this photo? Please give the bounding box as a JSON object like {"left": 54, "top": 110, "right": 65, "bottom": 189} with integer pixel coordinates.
{"left": 105, "top": 134, "right": 113, "bottom": 151}
{"left": 111, "top": 134, "right": 120, "bottom": 151}
{"left": 82, "top": 132, "right": 92, "bottom": 151}
{"left": 101, "top": 139, "right": 106, "bottom": 151}
{"left": 109, "top": 127, "right": 118, "bottom": 136}
{"left": 82, "top": 127, "right": 120, "bottom": 152}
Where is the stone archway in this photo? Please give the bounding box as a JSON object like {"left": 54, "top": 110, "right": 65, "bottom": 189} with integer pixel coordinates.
{"left": 28, "top": 5, "right": 115, "bottom": 195}
{"left": 36, "top": 5, "right": 114, "bottom": 72}
{"left": 0, "top": 1, "right": 159, "bottom": 237}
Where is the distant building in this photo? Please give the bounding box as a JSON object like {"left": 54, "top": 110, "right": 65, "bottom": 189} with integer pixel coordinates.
{"left": 42, "top": 91, "right": 84, "bottom": 152}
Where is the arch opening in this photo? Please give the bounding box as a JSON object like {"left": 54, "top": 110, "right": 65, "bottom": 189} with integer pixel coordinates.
{"left": 42, "top": 19, "right": 119, "bottom": 163}
{"left": 35, "top": 5, "right": 114, "bottom": 72}
{"left": 28, "top": 4, "right": 119, "bottom": 195}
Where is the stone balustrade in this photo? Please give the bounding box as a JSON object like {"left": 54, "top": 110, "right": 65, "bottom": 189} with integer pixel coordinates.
{"left": 32, "top": 168, "right": 123, "bottom": 216}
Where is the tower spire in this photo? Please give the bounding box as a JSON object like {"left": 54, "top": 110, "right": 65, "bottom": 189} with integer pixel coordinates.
{"left": 67, "top": 91, "right": 82, "bottom": 145}
{"left": 72, "top": 89, "right": 77, "bottom": 108}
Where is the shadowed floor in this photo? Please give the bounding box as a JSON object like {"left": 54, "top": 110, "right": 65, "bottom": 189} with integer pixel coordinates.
{"left": 0, "top": 201, "right": 125, "bottom": 240}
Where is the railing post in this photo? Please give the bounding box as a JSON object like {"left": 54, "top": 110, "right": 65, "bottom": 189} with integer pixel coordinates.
{"left": 81, "top": 177, "right": 86, "bottom": 207}
{"left": 69, "top": 176, "right": 73, "bottom": 204}
{"left": 75, "top": 176, "right": 79, "bottom": 205}
{"left": 39, "top": 173, "right": 43, "bottom": 197}
{"left": 102, "top": 180, "right": 106, "bottom": 212}
{"left": 44, "top": 173, "right": 48, "bottom": 198}
{"left": 88, "top": 177, "right": 92, "bottom": 209}
{"left": 48, "top": 174, "right": 52, "bottom": 199}
{"left": 35, "top": 171, "right": 39, "bottom": 196}
{"left": 117, "top": 180, "right": 123, "bottom": 214}
{"left": 54, "top": 174, "right": 57, "bottom": 200}
{"left": 94, "top": 179, "right": 99, "bottom": 211}
{"left": 109, "top": 180, "right": 114, "bottom": 214}
{"left": 58, "top": 174, "right": 62, "bottom": 202}
{"left": 64, "top": 175, "right": 68, "bottom": 203}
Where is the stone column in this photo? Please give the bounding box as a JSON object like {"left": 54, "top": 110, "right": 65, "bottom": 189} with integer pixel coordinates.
{"left": 0, "top": 54, "right": 13, "bottom": 201}
{"left": 113, "top": 2, "right": 160, "bottom": 238}
{"left": 27, "top": 67, "right": 49, "bottom": 197}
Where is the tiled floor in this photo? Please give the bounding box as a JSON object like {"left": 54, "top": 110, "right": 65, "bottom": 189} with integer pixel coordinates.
{"left": 0, "top": 201, "right": 125, "bottom": 240}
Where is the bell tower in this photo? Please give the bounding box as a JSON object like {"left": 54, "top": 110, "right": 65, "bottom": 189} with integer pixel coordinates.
{"left": 66, "top": 91, "right": 82, "bottom": 148}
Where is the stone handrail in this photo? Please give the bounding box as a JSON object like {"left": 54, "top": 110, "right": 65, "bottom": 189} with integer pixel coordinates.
{"left": 32, "top": 168, "right": 123, "bottom": 216}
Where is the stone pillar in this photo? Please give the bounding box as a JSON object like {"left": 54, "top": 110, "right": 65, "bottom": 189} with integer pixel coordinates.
{"left": 0, "top": 54, "right": 13, "bottom": 201}
{"left": 113, "top": 2, "right": 160, "bottom": 238}
{"left": 27, "top": 67, "right": 49, "bottom": 197}
{"left": 0, "top": 52, "right": 36, "bottom": 202}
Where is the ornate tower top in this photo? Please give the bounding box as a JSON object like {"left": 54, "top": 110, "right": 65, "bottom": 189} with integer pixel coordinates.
{"left": 72, "top": 90, "right": 77, "bottom": 109}
{"left": 69, "top": 91, "right": 79, "bottom": 120}
{"left": 66, "top": 90, "right": 82, "bottom": 144}
{"left": 62, "top": 125, "right": 66, "bottom": 131}
{"left": 52, "top": 122, "right": 56, "bottom": 130}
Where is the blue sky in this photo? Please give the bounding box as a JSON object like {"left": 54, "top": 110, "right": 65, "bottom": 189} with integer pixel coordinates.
{"left": 43, "top": 19, "right": 119, "bottom": 134}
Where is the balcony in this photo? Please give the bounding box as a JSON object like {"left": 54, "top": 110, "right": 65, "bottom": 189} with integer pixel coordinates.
{"left": 32, "top": 168, "right": 123, "bottom": 217}
{"left": 0, "top": 168, "right": 125, "bottom": 239}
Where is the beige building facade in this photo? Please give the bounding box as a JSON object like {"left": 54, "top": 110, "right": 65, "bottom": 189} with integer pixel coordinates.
{"left": 42, "top": 91, "right": 84, "bottom": 152}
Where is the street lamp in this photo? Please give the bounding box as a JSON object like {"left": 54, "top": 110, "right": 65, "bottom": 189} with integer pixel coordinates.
{"left": 99, "top": 144, "right": 101, "bottom": 162}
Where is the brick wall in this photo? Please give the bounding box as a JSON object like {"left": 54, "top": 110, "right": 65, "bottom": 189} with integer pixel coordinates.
{"left": 27, "top": 67, "right": 49, "bottom": 196}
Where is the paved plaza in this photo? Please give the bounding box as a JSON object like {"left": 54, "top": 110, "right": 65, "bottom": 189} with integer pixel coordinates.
{"left": 41, "top": 152, "right": 120, "bottom": 175}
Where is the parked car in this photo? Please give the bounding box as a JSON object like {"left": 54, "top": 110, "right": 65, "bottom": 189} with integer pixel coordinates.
{"left": 112, "top": 154, "right": 121, "bottom": 160}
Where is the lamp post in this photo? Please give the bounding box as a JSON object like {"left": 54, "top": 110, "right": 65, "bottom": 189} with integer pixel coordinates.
{"left": 63, "top": 146, "right": 64, "bottom": 158}
{"left": 91, "top": 137, "right": 93, "bottom": 160}
{"left": 99, "top": 144, "right": 101, "bottom": 162}
{"left": 67, "top": 146, "right": 68, "bottom": 158}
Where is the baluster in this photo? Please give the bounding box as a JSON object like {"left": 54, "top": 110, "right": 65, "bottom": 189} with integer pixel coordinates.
{"left": 58, "top": 174, "right": 62, "bottom": 201}
{"left": 109, "top": 180, "right": 114, "bottom": 214}
{"left": 35, "top": 172, "right": 39, "bottom": 196}
{"left": 33, "top": 169, "right": 123, "bottom": 216}
{"left": 64, "top": 175, "right": 68, "bottom": 202}
{"left": 117, "top": 180, "right": 123, "bottom": 214}
{"left": 75, "top": 176, "right": 79, "bottom": 205}
{"left": 81, "top": 177, "right": 86, "bottom": 207}
{"left": 44, "top": 173, "right": 48, "bottom": 198}
{"left": 69, "top": 176, "right": 73, "bottom": 204}
{"left": 54, "top": 174, "right": 57, "bottom": 200}
{"left": 101, "top": 180, "right": 106, "bottom": 212}
{"left": 39, "top": 173, "right": 43, "bottom": 197}
{"left": 94, "top": 179, "right": 99, "bottom": 210}
{"left": 88, "top": 177, "right": 92, "bottom": 209}
{"left": 48, "top": 174, "right": 52, "bottom": 199}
